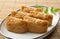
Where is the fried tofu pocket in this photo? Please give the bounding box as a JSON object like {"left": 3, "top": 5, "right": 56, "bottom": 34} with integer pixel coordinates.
{"left": 5, "top": 16, "right": 27, "bottom": 33}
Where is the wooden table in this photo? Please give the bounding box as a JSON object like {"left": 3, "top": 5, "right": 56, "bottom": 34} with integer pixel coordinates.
{"left": 0, "top": 0, "right": 60, "bottom": 39}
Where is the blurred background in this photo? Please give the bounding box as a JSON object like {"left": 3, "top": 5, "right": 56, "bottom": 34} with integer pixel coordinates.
{"left": 0, "top": 0, "right": 60, "bottom": 19}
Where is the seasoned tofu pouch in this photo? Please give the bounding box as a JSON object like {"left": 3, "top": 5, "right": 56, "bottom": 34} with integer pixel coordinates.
{"left": 5, "top": 16, "right": 27, "bottom": 33}
{"left": 20, "top": 6, "right": 43, "bottom": 13}
{"left": 23, "top": 16, "right": 49, "bottom": 33}
{"left": 29, "top": 12, "right": 53, "bottom": 26}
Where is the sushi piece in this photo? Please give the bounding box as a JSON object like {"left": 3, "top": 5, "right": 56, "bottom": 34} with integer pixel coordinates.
{"left": 5, "top": 16, "right": 27, "bottom": 33}
{"left": 29, "top": 12, "right": 53, "bottom": 26}
{"left": 20, "top": 6, "right": 43, "bottom": 13}
{"left": 23, "top": 16, "right": 49, "bottom": 33}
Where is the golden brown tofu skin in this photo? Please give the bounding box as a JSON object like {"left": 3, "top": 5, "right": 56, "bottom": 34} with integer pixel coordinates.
{"left": 20, "top": 6, "right": 34, "bottom": 13}
{"left": 20, "top": 6, "right": 43, "bottom": 13}
{"left": 23, "top": 16, "right": 49, "bottom": 33}
{"left": 35, "top": 8, "right": 43, "bottom": 12}
{"left": 43, "top": 14, "right": 53, "bottom": 26}
{"left": 11, "top": 10, "right": 53, "bottom": 26}
{"left": 29, "top": 13, "right": 53, "bottom": 26}
{"left": 11, "top": 11, "right": 31, "bottom": 19}
{"left": 11, "top": 11, "right": 17, "bottom": 17}
{"left": 11, "top": 11, "right": 25, "bottom": 19}
{"left": 5, "top": 16, "right": 27, "bottom": 33}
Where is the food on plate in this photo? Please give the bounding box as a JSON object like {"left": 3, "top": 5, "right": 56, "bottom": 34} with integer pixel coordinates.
{"left": 5, "top": 16, "right": 27, "bottom": 33}
{"left": 20, "top": 6, "right": 53, "bottom": 26}
{"left": 28, "top": 12, "right": 53, "bottom": 26}
{"left": 23, "top": 16, "right": 49, "bottom": 33}
{"left": 5, "top": 6, "right": 53, "bottom": 34}
{"left": 20, "top": 6, "right": 43, "bottom": 13}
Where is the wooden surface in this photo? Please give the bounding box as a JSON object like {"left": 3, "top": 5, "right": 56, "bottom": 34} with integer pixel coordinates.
{"left": 0, "top": 0, "right": 60, "bottom": 39}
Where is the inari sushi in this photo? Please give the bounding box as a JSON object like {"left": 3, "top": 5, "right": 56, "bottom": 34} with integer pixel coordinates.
{"left": 29, "top": 12, "right": 53, "bottom": 26}
{"left": 5, "top": 16, "right": 27, "bottom": 33}
{"left": 20, "top": 6, "right": 43, "bottom": 13}
{"left": 23, "top": 16, "right": 49, "bottom": 33}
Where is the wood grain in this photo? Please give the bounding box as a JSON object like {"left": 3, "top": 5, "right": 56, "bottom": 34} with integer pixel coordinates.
{"left": 0, "top": 0, "right": 60, "bottom": 39}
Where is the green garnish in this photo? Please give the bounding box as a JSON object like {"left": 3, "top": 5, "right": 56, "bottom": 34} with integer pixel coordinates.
{"left": 55, "top": 8, "right": 60, "bottom": 12}
{"left": 51, "top": 7, "right": 56, "bottom": 14}
{"left": 35, "top": 5, "right": 48, "bottom": 14}
{"left": 35, "top": 5, "right": 60, "bottom": 15}
{"left": 44, "top": 7, "right": 48, "bottom": 14}
{"left": 35, "top": 5, "right": 45, "bottom": 9}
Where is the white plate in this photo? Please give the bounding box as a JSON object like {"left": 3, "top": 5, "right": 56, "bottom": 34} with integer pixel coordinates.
{"left": 0, "top": 12, "right": 59, "bottom": 39}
